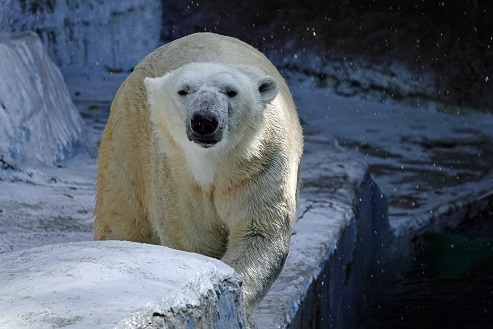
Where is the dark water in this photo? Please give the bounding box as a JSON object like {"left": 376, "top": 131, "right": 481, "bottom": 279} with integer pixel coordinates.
{"left": 358, "top": 221, "right": 493, "bottom": 329}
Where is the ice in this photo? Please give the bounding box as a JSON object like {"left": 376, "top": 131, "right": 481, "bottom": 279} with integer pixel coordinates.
{"left": 0, "top": 31, "right": 85, "bottom": 169}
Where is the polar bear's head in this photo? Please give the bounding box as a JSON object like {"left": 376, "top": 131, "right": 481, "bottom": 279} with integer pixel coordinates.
{"left": 144, "top": 62, "right": 278, "bottom": 153}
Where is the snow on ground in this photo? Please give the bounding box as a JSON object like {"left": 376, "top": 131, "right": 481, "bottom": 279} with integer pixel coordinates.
{"left": 0, "top": 132, "right": 98, "bottom": 253}
{"left": 0, "top": 85, "right": 108, "bottom": 253}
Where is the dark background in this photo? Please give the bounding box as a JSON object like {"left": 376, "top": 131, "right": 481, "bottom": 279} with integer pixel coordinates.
{"left": 161, "top": 0, "right": 492, "bottom": 111}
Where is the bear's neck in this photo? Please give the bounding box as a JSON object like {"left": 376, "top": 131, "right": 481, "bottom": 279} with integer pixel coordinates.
{"left": 183, "top": 146, "right": 222, "bottom": 189}
{"left": 181, "top": 125, "right": 267, "bottom": 190}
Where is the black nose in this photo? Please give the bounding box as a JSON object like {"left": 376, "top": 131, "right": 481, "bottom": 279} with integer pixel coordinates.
{"left": 191, "top": 112, "right": 218, "bottom": 135}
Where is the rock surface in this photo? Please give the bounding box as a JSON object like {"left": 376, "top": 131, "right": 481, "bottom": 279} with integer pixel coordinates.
{"left": 0, "top": 31, "right": 85, "bottom": 169}
{"left": 6, "top": 0, "right": 162, "bottom": 71}
{"left": 0, "top": 241, "right": 245, "bottom": 329}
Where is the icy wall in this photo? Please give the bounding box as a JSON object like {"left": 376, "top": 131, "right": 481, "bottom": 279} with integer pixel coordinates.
{"left": 0, "top": 31, "right": 85, "bottom": 168}
{"left": 5, "top": 0, "right": 162, "bottom": 71}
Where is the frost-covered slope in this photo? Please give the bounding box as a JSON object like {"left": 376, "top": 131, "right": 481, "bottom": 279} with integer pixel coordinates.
{"left": 0, "top": 31, "right": 85, "bottom": 168}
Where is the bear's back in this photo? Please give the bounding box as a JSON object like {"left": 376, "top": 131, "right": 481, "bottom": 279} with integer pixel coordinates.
{"left": 137, "top": 33, "right": 280, "bottom": 82}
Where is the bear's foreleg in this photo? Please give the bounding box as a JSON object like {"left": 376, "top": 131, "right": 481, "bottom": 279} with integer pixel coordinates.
{"left": 221, "top": 226, "right": 291, "bottom": 312}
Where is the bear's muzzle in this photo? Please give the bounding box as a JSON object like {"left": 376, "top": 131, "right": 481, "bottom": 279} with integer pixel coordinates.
{"left": 186, "top": 90, "right": 227, "bottom": 148}
{"left": 187, "top": 110, "right": 224, "bottom": 148}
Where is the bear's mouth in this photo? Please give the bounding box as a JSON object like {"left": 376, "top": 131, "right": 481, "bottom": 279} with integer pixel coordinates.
{"left": 191, "top": 137, "right": 218, "bottom": 148}
{"left": 187, "top": 133, "right": 222, "bottom": 148}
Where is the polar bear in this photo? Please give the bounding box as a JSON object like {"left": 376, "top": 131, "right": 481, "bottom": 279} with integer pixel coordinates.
{"left": 93, "top": 33, "right": 303, "bottom": 312}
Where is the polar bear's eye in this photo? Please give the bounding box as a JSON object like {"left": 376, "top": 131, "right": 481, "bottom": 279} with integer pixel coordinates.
{"left": 226, "top": 89, "right": 237, "bottom": 97}
{"left": 178, "top": 89, "right": 188, "bottom": 96}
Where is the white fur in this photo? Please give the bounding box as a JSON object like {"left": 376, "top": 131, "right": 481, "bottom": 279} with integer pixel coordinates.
{"left": 183, "top": 144, "right": 223, "bottom": 188}
{"left": 145, "top": 63, "right": 276, "bottom": 189}
{"left": 95, "top": 34, "right": 303, "bottom": 315}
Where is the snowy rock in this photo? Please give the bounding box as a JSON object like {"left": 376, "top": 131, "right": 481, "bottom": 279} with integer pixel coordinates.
{"left": 0, "top": 241, "right": 246, "bottom": 329}
{"left": 0, "top": 31, "right": 85, "bottom": 169}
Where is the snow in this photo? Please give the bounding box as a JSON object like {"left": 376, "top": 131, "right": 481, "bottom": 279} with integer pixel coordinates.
{"left": 0, "top": 240, "right": 245, "bottom": 329}
{"left": 0, "top": 31, "right": 85, "bottom": 169}
{"left": 0, "top": 158, "right": 96, "bottom": 253}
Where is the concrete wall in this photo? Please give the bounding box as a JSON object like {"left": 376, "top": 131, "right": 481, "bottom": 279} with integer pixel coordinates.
{"left": 286, "top": 175, "right": 389, "bottom": 328}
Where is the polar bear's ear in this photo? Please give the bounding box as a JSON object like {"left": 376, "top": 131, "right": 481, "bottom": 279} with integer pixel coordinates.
{"left": 144, "top": 76, "right": 163, "bottom": 97}
{"left": 257, "top": 76, "right": 278, "bottom": 103}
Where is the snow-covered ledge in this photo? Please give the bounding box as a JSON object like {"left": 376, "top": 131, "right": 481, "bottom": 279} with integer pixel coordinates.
{"left": 0, "top": 241, "right": 246, "bottom": 328}
{"left": 0, "top": 31, "right": 85, "bottom": 169}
